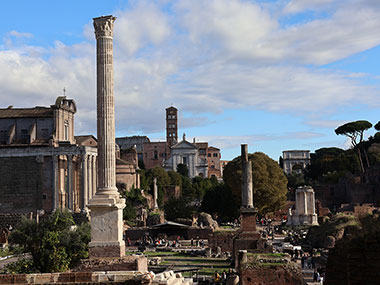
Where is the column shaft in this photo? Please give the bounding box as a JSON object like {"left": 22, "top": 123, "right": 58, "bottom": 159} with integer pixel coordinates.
{"left": 82, "top": 155, "right": 88, "bottom": 208}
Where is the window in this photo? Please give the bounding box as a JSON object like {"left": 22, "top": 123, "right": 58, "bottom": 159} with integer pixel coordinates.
{"left": 154, "top": 151, "right": 158, "bottom": 159}
{"left": 64, "top": 121, "right": 69, "bottom": 141}
{"left": 211, "top": 165, "right": 215, "bottom": 169}
{"left": 213, "top": 153, "right": 218, "bottom": 157}
{"left": 41, "top": 128, "right": 49, "bottom": 139}
{"left": 42, "top": 193, "right": 47, "bottom": 200}
{"left": 21, "top": 129, "right": 28, "bottom": 140}
{"left": 183, "top": 157, "right": 187, "bottom": 164}
{"left": 0, "top": 130, "right": 7, "bottom": 142}
{"left": 207, "top": 153, "right": 211, "bottom": 157}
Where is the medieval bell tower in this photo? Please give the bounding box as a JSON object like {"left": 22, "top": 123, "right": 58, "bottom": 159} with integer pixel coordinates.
{"left": 166, "top": 106, "right": 178, "bottom": 147}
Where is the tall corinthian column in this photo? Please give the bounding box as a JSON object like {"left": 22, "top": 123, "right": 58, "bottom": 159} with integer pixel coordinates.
{"left": 95, "top": 15, "right": 117, "bottom": 196}
{"left": 88, "top": 15, "right": 126, "bottom": 258}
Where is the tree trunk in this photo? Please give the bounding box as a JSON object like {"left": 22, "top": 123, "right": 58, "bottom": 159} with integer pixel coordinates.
{"left": 357, "top": 149, "right": 365, "bottom": 173}
{"left": 363, "top": 148, "right": 370, "bottom": 169}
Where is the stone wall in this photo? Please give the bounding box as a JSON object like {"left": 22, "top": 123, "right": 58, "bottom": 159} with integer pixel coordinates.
{"left": 0, "top": 271, "right": 151, "bottom": 284}
{"left": 240, "top": 265, "right": 303, "bottom": 285}
{"left": 325, "top": 228, "right": 380, "bottom": 284}
{"left": 72, "top": 256, "right": 148, "bottom": 272}
{"left": 208, "top": 231, "right": 236, "bottom": 252}
{"left": 0, "top": 156, "right": 51, "bottom": 213}
{"left": 124, "top": 227, "right": 213, "bottom": 241}
{"left": 315, "top": 164, "right": 380, "bottom": 209}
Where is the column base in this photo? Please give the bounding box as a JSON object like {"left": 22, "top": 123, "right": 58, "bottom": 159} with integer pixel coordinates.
{"left": 88, "top": 195, "right": 126, "bottom": 258}
{"left": 89, "top": 241, "right": 126, "bottom": 258}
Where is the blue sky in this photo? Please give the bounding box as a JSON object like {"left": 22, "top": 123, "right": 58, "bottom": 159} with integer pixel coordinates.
{"left": 0, "top": 0, "right": 379, "bottom": 160}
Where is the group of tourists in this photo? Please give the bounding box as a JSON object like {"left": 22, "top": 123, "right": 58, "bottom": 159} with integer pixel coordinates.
{"left": 213, "top": 268, "right": 235, "bottom": 284}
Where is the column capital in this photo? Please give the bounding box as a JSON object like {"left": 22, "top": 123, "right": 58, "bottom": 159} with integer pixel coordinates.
{"left": 93, "top": 15, "right": 116, "bottom": 39}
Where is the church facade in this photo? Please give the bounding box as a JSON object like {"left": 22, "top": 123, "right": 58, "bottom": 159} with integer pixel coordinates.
{"left": 164, "top": 134, "right": 208, "bottom": 178}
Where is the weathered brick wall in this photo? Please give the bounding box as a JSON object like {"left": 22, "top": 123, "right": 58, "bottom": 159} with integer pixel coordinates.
{"left": 0, "top": 271, "right": 149, "bottom": 284}
{"left": 208, "top": 231, "right": 236, "bottom": 252}
{"left": 240, "top": 265, "right": 303, "bottom": 285}
{"left": 0, "top": 156, "right": 52, "bottom": 213}
{"left": 72, "top": 256, "right": 148, "bottom": 272}
{"left": 142, "top": 142, "right": 168, "bottom": 170}
{"left": 315, "top": 165, "right": 380, "bottom": 209}
{"left": 326, "top": 229, "right": 380, "bottom": 284}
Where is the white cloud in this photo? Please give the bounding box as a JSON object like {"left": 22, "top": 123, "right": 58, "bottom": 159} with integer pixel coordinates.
{"left": 114, "top": 1, "right": 171, "bottom": 55}
{"left": 283, "top": 0, "right": 337, "bottom": 14}
{"left": 8, "top": 30, "right": 33, "bottom": 38}
{"left": 0, "top": 0, "right": 379, "bottom": 145}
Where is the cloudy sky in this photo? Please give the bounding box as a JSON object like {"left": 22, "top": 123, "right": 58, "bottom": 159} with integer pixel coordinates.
{"left": 1, "top": 0, "right": 379, "bottom": 160}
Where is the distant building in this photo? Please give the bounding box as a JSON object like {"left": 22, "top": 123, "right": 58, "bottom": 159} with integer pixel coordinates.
{"left": 0, "top": 96, "right": 97, "bottom": 214}
{"left": 115, "top": 135, "right": 149, "bottom": 162}
{"left": 117, "top": 106, "right": 222, "bottom": 178}
{"left": 282, "top": 150, "right": 310, "bottom": 175}
{"left": 0, "top": 96, "right": 139, "bottom": 215}
{"left": 220, "top": 160, "right": 230, "bottom": 177}
{"left": 142, "top": 141, "right": 169, "bottom": 169}
{"left": 206, "top": 146, "right": 222, "bottom": 178}
{"left": 164, "top": 134, "right": 208, "bottom": 178}
{"left": 166, "top": 106, "right": 178, "bottom": 147}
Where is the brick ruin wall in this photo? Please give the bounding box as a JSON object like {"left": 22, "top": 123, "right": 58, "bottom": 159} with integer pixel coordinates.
{"left": 0, "top": 156, "right": 53, "bottom": 214}
{"left": 208, "top": 231, "right": 236, "bottom": 252}
{"left": 315, "top": 164, "right": 380, "bottom": 209}
{"left": 240, "top": 265, "right": 303, "bottom": 285}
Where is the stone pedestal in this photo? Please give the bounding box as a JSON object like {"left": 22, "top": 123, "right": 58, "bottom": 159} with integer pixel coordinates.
{"left": 88, "top": 196, "right": 126, "bottom": 258}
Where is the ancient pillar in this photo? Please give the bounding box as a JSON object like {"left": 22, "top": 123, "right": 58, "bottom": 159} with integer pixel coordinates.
{"left": 153, "top": 177, "right": 158, "bottom": 209}
{"left": 82, "top": 154, "right": 88, "bottom": 209}
{"left": 52, "top": 155, "right": 59, "bottom": 210}
{"left": 67, "top": 155, "right": 73, "bottom": 210}
{"left": 92, "top": 156, "right": 97, "bottom": 197}
{"left": 87, "top": 155, "right": 93, "bottom": 199}
{"left": 88, "top": 15, "right": 126, "bottom": 258}
{"left": 241, "top": 144, "right": 253, "bottom": 208}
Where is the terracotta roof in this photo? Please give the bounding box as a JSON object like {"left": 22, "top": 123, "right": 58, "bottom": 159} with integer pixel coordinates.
{"left": 207, "top": 146, "right": 220, "bottom": 151}
{"left": 0, "top": 107, "right": 53, "bottom": 118}
{"left": 75, "top": 135, "right": 97, "bottom": 145}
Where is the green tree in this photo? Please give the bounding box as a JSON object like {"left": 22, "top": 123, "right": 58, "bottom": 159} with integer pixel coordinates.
{"left": 375, "top": 121, "right": 380, "bottom": 131}
{"left": 223, "top": 152, "right": 288, "bottom": 215}
{"left": 164, "top": 196, "right": 195, "bottom": 221}
{"left": 335, "top": 120, "right": 373, "bottom": 172}
{"left": 201, "top": 183, "right": 239, "bottom": 222}
{"left": 168, "top": 170, "right": 182, "bottom": 188}
{"left": 176, "top": 163, "right": 189, "bottom": 177}
{"left": 145, "top": 166, "right": 170, "bottom": 206}
{"left": 9, "top": 210, "right": 90, "bottom": 273}
{"left": 121, "top": 186, "right": 147, "bottom": 225}
{"left": 304, "top": 147, "right": 361, "bottom": 183}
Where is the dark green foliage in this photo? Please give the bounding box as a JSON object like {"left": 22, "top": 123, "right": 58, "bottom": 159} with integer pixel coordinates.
{"left": 335, "top": 120, "right": 372, "bottom": 147}
{"left": 192, "top": 176, "right": 215, "bottom": 200}
{"left": 168, "top": 170, "right": 182, "bottom": 188}
{"left": 164, "top": 196, "right": 195, "bottom": 221}
{"left": 2, "top": 258, "right": 37, "bottom": 274}
{"left": 8, "top": 210, "right": 90, "bottom": 273}
{"left": 176, "top": 163, "right": 189, "bottom": 177}
{"left": 201, "top": 183, "right": 239, "bottom": 222}
{"left": 375, "top": 121, "right": 380, "bottom": 131}
{"left": 305, "top": 147, "right": 361, "bottom": 183}
{"left": 223, "top": 152, "right": 288, "bottom": 215}
{"left": 145, "top": 166, "right": 170, "bottom": 207}
{"left": 122, "top": 186, "right": 147, "bottom": 225}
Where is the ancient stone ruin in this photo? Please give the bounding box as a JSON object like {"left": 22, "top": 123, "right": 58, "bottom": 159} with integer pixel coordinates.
{"left": 287, "top": 186, "right": 318, "bottom": 226}
{"left": 87, "top": 15, "right": 126, "bottom": 258}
